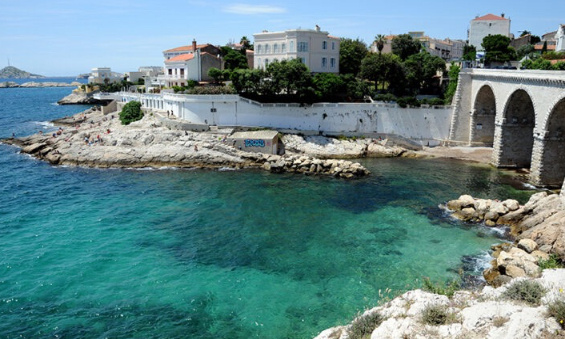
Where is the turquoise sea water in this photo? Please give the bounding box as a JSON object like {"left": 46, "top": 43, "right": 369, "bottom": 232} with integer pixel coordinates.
{"left": 0, "top": 85, "right": 534, "bottom": 338}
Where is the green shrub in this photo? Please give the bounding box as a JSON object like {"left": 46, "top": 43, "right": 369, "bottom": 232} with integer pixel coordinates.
{"left": 119, "top": 101, "right": 143, "bottom": 125}
{"left": 539, "top": 254, "right": 565, "bottom": 270}
{"left": 396, "top": 96, "right": 420, "bottom": 108}
{"left": 427, "top": 97, "right": 445, "bottom": 106}
{"left": 421, "top": 304, "right": 458, "bottom": 326}
{"left": 502, "top": 279, "right": 546, "bottom": 306}
{"left": 186, "top": 86, "right": 236, "bottom": 95}
{"left": 374, "top": 93, "right": 397, "bottom": 102}
{"left": 422, "top": 277, "right": 460, "bottom": 298}
{"left": 348, "top": 311, "right": 385, "bottom": 339}
{"left": 547, "top": 299, "right": 565, "bottom": 329}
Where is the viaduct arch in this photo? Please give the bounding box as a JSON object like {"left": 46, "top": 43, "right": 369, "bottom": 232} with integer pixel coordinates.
{"left": 449, "top": 69, "right": 565, "bottom": 187}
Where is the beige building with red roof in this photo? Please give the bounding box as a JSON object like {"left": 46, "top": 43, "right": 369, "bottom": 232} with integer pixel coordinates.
{"left": 162, "top": 40, "right": 222, "bottom": 86}
{"left": 468, "top": 13, "right": 511, "bottom": 52}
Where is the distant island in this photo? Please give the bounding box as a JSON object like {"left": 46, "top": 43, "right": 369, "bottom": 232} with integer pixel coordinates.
{"left": 0, "top": 66, "right": 45, "bottom": 79}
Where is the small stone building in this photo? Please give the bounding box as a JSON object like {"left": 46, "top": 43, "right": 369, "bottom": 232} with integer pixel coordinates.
{"left": 228, "top": 130, "right": 282, "bottom": 155}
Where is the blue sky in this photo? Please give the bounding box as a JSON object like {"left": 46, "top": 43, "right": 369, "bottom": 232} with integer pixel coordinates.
{"left": 1, "top": 0, "right": 563, "bottom": 76}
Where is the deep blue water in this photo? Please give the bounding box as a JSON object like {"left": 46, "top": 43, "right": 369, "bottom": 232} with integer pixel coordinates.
{"left": 0, "top": 85, "right": 534, "bottom": 338}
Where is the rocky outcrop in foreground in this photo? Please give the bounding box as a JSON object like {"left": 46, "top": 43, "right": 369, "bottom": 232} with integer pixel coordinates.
{"left": 316, "top": 269, "right": 565, "bottom": 339}
{"left": 446, "top": 192, "right": 565, "bottom": 287}
{"left": 446, "top": 192, "right": 565, "bottom": 259}
{"left": 316, "top": 192, "right": 565, "bottom": 339}
{"left": 1, "top": 108, "right": 369, "bottom": 178}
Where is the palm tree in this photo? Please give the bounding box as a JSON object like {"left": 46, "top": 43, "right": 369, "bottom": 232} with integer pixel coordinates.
{"left": 374, "top": 34, "right": 386, "bottom": 55}
{"left": 240, "top": 36, "right": 251, "bottom": 50}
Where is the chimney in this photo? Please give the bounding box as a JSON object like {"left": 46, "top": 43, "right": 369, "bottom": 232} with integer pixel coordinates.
{"left": 501, "top": 13, "right": 505, "bottom": 18}
{"left": 192, "top": 39, "right": 197, "bottom": 52}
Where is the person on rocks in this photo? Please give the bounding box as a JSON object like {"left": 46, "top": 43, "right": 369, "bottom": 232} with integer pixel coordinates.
{"left": 194, "top": 145, "right": 198, "bottom": 152}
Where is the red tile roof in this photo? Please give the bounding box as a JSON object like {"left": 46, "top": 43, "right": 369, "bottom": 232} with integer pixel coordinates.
{"left": 165, "top": 52, "right": 219, "bottom": 63}
{"left": 165, "top": 54, "right": 195, "bottom": 63}
{"left": 163, "top": 43, "right": 212, "bottom": 53}
{"left": 473, "top": 14, "right": 509, "bottom": 21}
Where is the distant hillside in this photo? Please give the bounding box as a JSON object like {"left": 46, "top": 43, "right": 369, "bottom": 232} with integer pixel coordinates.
{"left": 0, "top": 66, "right": 45, "bottom": 79}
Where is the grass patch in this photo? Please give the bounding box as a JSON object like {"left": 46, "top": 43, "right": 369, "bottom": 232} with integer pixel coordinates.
{"left": 547, "top": 300, "right": 565, "bottom": 329}
{"left": 421, "top": 304, "right": 459, "bottom": 326}
{"left": 422, "top": 277, "right": 460, "bottom": 298}
{"left": 539, "top": 254, "right": 565, "bottom": 270}
{"left": 348, "top": 311, "right": 385, "bottom": 339}
{"left": 502, "top": 279, "right": 546, "bottom": 306}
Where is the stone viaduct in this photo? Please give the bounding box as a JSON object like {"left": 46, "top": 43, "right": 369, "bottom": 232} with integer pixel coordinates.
{"left": 449, "top": 69, "right": 565, "bottom": 187}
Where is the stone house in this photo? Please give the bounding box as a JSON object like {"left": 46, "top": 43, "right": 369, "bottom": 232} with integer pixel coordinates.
{"left": 162, "top": 40, "right": 222, "bottom": 86}
{"left": 468, "top": 13, "right": 511, "bottom": 53}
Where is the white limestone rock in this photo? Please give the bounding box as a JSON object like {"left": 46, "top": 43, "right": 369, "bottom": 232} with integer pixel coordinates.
{"left": 314, "top": 270, "right": 565, "bottom": 339}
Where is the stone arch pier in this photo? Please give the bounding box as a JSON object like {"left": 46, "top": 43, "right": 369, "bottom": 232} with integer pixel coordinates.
{"left": 449, "top": 69, "right": 565, "bottom": 187}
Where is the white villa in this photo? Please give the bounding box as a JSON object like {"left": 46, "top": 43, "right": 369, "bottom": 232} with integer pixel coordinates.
{"left": 162, "top": 40, "right": 222, "bottom": 86}
{"left": 468, "top": 13, "right": 511, "bottom": 53}
{"left": 253, "top": 26, "right": 340, "bottom": 73}
{"left": 88, "top": 67, "right": 122, "bottom": 84}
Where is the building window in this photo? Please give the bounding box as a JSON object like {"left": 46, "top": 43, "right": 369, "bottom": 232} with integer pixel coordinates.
{"left": 180, "top": 68, "right": 184, "bottom": 77}
{"left": 257, "top": 58, "right": 262, "bottom": 68}
{"left": 282, "top": 43, "right": 286, "bottom": 53}
{"left": 298, "top": 42, "right": 308, "bottom": 52}
{"left": 290, "top": 41, "right": 295, "bottom": 52}
{"left": 273, "top": 43, "right": 279, "bottom": 53}
{"left": 332, "top": 41, "right": 336, "bottom": 50}
{"left": 257, "top": 44, "right": 262, "bottom": 54}
{"left": 265, "top": 44, "right": 270, "bottom": 54}
{"left": 300, "top": 57, "right": 306, "bottom": 64}
{"left": 323, "top": 41, "right": 327, "bottom": 50}
{"left": 168, "top": 69, "right": 172, "bottom": 75}
{"left": 330, "top": 58, "right": 336, "bottom": 68}
{"left": 322, "top": 57, "right": 327, "bottom": 68}
{"left": 265, "top": 59, "right": 269, "bottom": 67}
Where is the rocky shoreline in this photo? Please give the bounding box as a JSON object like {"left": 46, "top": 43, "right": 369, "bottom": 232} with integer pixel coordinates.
{"left": 57, "top": 91, "right": 111, "bottom": 105}
{"left": 0, "top": 81, "right": 83, "bottom": 88}
{"left": 316, "top": 192, "right": 565, "bottom": 338}
{"left": 1, "top": 107, "right": 376, "bottom": 178}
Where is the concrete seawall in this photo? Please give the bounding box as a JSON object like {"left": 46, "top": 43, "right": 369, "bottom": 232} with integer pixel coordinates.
{"left": 115, "top": 93, "right": 453, "bottom": 146}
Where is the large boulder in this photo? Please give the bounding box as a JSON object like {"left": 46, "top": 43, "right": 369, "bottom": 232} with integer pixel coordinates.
{"left": 517, "top": 239, "right": 538, "bottom": 253}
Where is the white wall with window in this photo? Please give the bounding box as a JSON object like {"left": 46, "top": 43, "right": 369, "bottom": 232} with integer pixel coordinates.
{"left": 252, "top": 26, "right": 340, "bottom": 73}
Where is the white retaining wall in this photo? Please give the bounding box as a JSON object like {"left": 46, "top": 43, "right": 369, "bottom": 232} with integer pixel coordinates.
{"left": 121, "top": 93, "right": 453, "bottom": 144}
